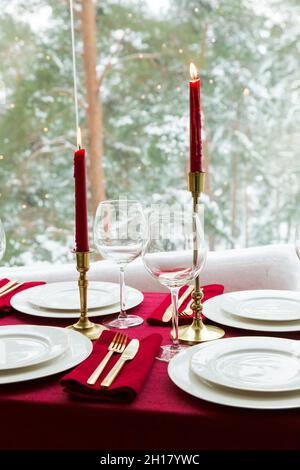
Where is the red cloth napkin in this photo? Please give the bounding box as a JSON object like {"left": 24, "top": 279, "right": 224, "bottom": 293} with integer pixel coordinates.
{"left": 146, "top": 284, "right": 224, "bottom": 326}
{"left": 0, "top": 278, "right": 45, "bottom": 314}
{"left": 60, "top": 330, "right": 162, "bottom": 403}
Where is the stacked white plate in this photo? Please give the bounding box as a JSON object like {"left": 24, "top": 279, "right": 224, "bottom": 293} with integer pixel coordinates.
{"left": 168, "top": 336, "right": 300, "bottom": 409}
{"left": 203, "top": 290, "right": 300, "bottom": 332}
{"left": 0, "top": 325, "right": 92, "bottom": 384}
{"left": 11, "top": 281, "right": 144, "bottom": 319}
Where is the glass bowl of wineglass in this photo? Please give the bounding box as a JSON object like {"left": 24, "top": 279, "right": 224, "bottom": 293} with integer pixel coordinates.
{"left": 94, "top": 200, "right": 147, "bottom": 329}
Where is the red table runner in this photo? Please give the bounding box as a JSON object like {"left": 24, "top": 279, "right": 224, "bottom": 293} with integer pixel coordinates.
{"left": 1, "top": 291, "right": 300, "bottom": 451}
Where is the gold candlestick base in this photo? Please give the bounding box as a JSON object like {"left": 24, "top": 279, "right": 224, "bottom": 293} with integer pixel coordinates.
{"left": 177, "top": 318, "right": 225, "bottom": 345}
{"left": 68, "top": 251, "right": 106, "bottom": 341}
{"left": 67, "top": 319, "right": 106, "bottom": 341}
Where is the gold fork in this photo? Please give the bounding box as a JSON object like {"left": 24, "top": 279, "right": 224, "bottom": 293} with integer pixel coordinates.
{"left": 87, "top": 332, "right": 128, "bottom": 385}
{"left": 179, "top": 298, "right": 194, "bottom": 317}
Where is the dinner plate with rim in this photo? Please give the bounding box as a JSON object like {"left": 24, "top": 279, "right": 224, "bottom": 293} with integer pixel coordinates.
{"left": 221, "top": 290, "right": 300, "bottom": 322}
{"left": 203, "top": 292, "right": 300, "bottom": 332}
{"left": 0, "top": 329, "right": 92, "bottom": 384}
{"left": 0, "top": 325, "right": 69, "bottom": 371}
{"left": 11, "top": 285, "right": 144, "bottom": 319}
{"left": 26, "top": 282, "right": 119, "bottom": 311}
{"left": 190, "top": 336, "right": 300, "bottom": 393}
{"left": 168, "top": 343, "right": 300, "bottom": 409}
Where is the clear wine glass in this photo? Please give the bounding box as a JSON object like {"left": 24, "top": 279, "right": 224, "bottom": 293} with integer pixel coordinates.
{"left": 94, "top": 200, "right": 146, "bottom": 329}
{"left": 0, "top": 220, "right": 5, "bottom": 261}
{"left": 142, "top": 211, "right": 207, "bottom": 362}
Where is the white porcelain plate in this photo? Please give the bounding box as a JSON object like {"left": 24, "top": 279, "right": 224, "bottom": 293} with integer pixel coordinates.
{"left": 0, "top": 329, "right": 92, "bottom": 384}
{"left": 190, "top": 336, "right": 300, "bottom": 393}
{"left": 27, "top": 282, "right": 119, "bottom": 311}
{"left": 11, "top": 284, "right": 143, "bottom": 319}
{"left": 168, "top": 343, "right": 300, "bottom": 410}
{"left": 221, "top": 290, "right": 300, "bottom": 322}
{"left": 0, "top": 325, "right": 69, "bottom": 371}
{"left": 203, "top": 291, "right": 300, "bottom": 332}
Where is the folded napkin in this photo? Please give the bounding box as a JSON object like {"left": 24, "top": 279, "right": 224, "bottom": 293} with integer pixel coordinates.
{"left": 147, "top": 284, "right": 224, "bottom": 326}
{"left": 0, "top": 278, "right": 45, "bottom": 315}
{"left": 61, "top": 330, "right": 162, "bottom": 403}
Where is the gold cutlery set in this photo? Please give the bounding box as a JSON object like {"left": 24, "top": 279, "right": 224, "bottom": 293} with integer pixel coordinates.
{"left": 0, "top": 280, "right": 23, "bottom": 299}
{"left": 87, "top": 333, "right": 140, "bottom": 388}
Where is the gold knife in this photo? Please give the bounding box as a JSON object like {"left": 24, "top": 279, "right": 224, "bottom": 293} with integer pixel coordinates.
{"left": 101, "top": 338, "right": 140, "bottom": 388}
{"left": 162, "top": 285, "right": 193, "bottom": 323}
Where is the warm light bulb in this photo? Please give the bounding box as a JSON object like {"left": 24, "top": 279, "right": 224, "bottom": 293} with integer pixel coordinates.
{"left": 189, "top": 63, "right": 198, "bottom": 80}
{"left": 77, "top": 127, "right": 82, "bottom": 148}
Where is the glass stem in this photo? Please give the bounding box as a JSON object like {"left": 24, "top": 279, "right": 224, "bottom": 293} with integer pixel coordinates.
{"left": 118, "top": 265, "right": 127, "bottom": 319}
{"left": 170, "top": 287, "right": 180, "bottom": 350}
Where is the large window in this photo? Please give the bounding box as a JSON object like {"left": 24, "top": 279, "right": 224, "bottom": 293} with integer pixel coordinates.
{"left": 0, "top": 0, "right": 299, "bottom": 265}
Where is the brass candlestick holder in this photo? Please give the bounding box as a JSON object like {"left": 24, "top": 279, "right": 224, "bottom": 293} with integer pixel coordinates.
{"left": 68, "top": 251, "right": 106, "bottom": 340}
{"left": 177, "top": 172, "right": 225, "bottom": 344}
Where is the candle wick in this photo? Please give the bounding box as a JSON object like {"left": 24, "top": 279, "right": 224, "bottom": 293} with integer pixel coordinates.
{"left": 78, "top": 145, "right": 81, "bottom": 150}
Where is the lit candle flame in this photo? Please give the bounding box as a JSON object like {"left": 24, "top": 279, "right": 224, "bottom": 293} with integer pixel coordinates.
{"left": 77, "top": 127, "right": 82, "bottom": 149}
{"left": 189, "top": 62, "right": 198, "bottom": 80}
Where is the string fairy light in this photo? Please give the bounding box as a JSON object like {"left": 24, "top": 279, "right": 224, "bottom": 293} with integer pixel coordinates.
{"left": 69, "top": 0, "right": 79, "bottom": 134}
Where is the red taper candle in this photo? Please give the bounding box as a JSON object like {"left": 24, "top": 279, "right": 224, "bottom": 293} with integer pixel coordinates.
{"left": 74, "top": 128, "right": 89, "bottom": 252}
{"left": 189, "top": 63, "right": 202, "bottom": 172}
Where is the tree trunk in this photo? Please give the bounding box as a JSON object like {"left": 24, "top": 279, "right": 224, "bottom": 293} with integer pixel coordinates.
{"left": 80, "top": 0, "right": 105, "bottom": 216}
